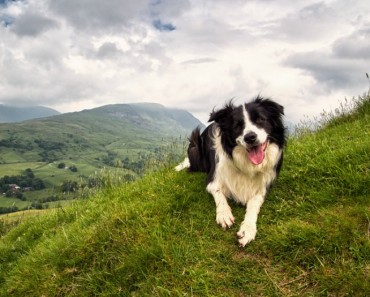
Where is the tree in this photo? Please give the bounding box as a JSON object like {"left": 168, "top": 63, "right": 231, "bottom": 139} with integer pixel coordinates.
{"left": 61, "top": 180, "right": 78, "bottom": 193}
{"left": 24, "top": 168, "right": 34, "bottom": 178}
{"left": 15, "top": 191, "right": 24, "bottom": 200}
{"left": 32, "top": 178, "right": 45, "bottom": 190}
{"left": 69, "top": 165, "right": 78, "bottom": 172}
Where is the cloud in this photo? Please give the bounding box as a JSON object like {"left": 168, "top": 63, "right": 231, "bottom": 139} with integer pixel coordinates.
{"left": 96, "top": 42, "right": 124, "bottom": 60}
{"left": 48, "top": 0, "right": 148, "bottom": 33}
{"left": 149, "top": 0, "right": 190, "bottom": 19}
{"left": 285, "top": 26, "right": 370, "bottom": 90}
{"left": 11, "top": 11, "right": 58, "bottom": 36}
{"left": 0, "top": 14, "right": 14, "bottom": 26}
{"left": 333, "top": 27, "right": 370, "bottom": 59}
{"left": 0, "top": 0, "right": 20, "bottom": 6}
{"left": 181, "top": 58, "right": 217, "bottom": 65}
{"left": 0, "top": 0, "right": 369, "bottom": 125}
{"left": 277, "top": 2, "right": 337, "bottom": 40}
{"left": 0, "top": 0, "right": 23, "bottom": 27}
{"left": 287, "top": 52, "right": 366, "bottom": 89}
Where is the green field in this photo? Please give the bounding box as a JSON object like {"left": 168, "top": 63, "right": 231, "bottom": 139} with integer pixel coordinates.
{"left": 0, "top": 209, "right": 53, "bottom": 223}
{"left": 0, "top": 103, "right": 196, "bottom": 213}
{"left": 0, "top": 94, "right": 369, "bottom": 296}
{"left": 0, "top": 160, "right": 135, "bottom": 212}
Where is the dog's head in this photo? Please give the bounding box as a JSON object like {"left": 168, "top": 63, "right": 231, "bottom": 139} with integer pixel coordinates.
{"left": 209, "top": 97, "right": 285, "bottom": 164}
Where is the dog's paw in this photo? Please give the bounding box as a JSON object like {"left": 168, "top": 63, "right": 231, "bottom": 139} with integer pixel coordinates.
{"left": 174, "top": 158, "right": 190, "bottom": 171}
{"left": 237, "top": 224, "right": 257, "bottom": 247}
{"left": 216, "top": 207, "right": 235, "bottom": 229}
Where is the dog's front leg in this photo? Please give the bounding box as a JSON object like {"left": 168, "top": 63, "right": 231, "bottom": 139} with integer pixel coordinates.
{"left": 237, "top": 194, "right": 264, "bottom": 247}
{"left": 207, "top": 181, "right": 235, "bottom": 229}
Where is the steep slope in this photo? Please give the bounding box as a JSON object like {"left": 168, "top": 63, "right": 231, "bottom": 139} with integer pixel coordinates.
{"left": 0, "top": 95, "right": 368, "bottom": 296}
{"left": 0, "top": 105, "right": 60, "bottom": 123}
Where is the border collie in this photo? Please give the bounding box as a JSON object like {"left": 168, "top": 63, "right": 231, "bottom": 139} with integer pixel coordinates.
{"left": 176, "top": 96, "right": 286, "bottom": 247}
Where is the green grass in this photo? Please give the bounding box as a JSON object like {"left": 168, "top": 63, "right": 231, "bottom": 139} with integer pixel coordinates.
{"left": 0, "top": 162, "right": 46, "bottom": 174}
{"left": 0, "top": 160, "right": 135, "bottom": 211}
{"left": 0, "top": 94, "right": 369, "bottom": 296}
{"left": 0, "top": 209, "right": 53, "bottom": 223}
{"left": 0, "top": 103, "right": 193, "bottom": 210}
{"left": 0, "top": 196, "right": 29, "bottom": 209}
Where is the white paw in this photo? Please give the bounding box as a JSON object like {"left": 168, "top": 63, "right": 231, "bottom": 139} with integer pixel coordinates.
{"left": 237, "top": 224, "right": 257, "bottom": 247}
{"left": 174, "top": 158, "right": 190, "bottom": 171}
{"left": 216, "top": 207, "right": 235, "bottom": 229}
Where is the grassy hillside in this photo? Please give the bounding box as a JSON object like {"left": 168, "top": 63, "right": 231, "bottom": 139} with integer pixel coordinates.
{"left": 0, "top": 94, "right": 369, "bottom": 296}
{"left": 0, "top": 103, "right": 201, "bottom": 210}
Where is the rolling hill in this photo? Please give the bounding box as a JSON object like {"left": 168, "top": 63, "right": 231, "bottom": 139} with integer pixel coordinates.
{"left": 0, "top": 102, "right": 203, "bottom": 166}
{"left": 0, "top": 105, "right": 60, "bottom": 123}
{"left": 0, "top": 102, "right": 204, "bottom": 211}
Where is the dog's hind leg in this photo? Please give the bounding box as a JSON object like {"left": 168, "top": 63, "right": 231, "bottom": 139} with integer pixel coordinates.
{"left": 175, "top": 158, "right": 190, "bottom": 171}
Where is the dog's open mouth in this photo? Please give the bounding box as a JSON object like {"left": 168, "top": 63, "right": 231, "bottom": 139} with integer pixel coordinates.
{"left": 247, "top": 140, "right": 268, "bottom": 165}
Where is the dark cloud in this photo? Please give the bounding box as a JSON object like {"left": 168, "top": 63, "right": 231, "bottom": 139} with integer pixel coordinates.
{"left": 285, "top": 25, "right": 370, "bottom": 90}
{"left": 11, "top": 12, "right": 59, "bottom": 37}
{"left": 286, "top": 52, "right": 365, "bottom": 89}
{"left": 332, "top": 28, "right": 370, "bottom": 59}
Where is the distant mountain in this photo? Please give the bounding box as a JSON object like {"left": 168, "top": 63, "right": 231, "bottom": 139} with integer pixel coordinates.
{"left": 0, "top": 105, "right": 60, "bottom": 123}
{"left": 0, "top": 102, "right": 204, "bottom": 170}
{"left": 87, "top": 102, "right": 203, "bottom": 136}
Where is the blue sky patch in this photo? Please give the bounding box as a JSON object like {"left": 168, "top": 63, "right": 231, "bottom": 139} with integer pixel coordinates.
{"left": 0, "top": 0, "right": 19, "bottom": 6}
{"left": 153, "top": 19, "right": 176, "bottom": 32}
{"left": 0, "top": 14, "right": 14, "bottom": 27}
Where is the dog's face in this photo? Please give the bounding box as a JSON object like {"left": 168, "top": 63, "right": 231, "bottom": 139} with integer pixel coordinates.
{"left": 209, "top": 97, "right": 285, "bottom": 164}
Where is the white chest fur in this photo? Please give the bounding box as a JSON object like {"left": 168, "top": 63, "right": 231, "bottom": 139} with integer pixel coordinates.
{"left": 213, "top": 133, "right": 281, "bottom": 205}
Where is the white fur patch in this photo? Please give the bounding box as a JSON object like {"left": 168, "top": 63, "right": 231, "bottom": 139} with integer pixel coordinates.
{"left": 236, "top": 106, "right": 268, "bottom": 147}
{"left": 175, "top": 158, "right": 190, "bottom": 171}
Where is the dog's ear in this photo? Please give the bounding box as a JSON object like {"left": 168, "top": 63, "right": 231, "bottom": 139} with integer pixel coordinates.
{"left": 257, "top": 97, "right": 284, "bottom": 116}
{"left": 208, "top": 100, "right": 235, "bottom": 123}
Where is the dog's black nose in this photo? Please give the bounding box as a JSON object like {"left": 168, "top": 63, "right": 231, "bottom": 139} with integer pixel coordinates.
{"left": 244, "top": 132, "right": 257, "bottom": 144}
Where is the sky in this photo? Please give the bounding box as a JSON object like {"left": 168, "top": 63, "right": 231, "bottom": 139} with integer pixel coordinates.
{"left": 0, "top": 0, "right": 369, "bottom": 124}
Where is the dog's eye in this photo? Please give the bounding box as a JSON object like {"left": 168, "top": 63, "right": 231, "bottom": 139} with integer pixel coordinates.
{"left": 234, "top": 120, "right": 244, "bottom": 129}
{"left": 256, "top": 117, "right": 266, "bottom": 124}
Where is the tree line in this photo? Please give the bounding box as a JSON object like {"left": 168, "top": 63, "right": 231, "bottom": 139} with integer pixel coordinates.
{"left": 0, "top": 168, "right": 45, "bottom": 199}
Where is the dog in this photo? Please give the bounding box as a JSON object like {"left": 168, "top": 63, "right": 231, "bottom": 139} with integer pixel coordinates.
{"left": 176, "top": 96, "right": 286, "bottom": 247}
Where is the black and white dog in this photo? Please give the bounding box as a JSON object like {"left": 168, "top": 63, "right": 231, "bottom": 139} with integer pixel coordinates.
{"left": 176, "top": 96, "right": 286, "bottom": 247}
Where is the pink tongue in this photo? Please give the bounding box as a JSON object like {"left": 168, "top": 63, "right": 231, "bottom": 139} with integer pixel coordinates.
{"left": 248, "top": 145, "right": 265, "bottom": 165}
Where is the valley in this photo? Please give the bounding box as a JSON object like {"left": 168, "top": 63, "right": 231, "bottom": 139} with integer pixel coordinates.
{"left": 0, "top": 102, "right": 203, "bottom": 213}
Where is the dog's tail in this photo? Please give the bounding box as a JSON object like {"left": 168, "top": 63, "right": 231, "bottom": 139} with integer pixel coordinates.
{"left": 175, "top": 127, "right": 204, "bottom": 172}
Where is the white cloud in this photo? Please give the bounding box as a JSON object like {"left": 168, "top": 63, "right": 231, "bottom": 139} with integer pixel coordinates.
{"left": 0, "top": 0, "right": 369, "bottom": 124}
